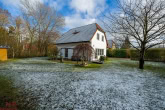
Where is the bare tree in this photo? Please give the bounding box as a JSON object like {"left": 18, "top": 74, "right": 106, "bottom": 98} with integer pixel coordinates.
{"left": 73, "top": 43, "right": 94, "bottom": 65}
{"left": 0, "top": 9, "right": 10, "bottom": 27}
{"left": 14, "top": 17, "right": 24, "bottom": 57}
{"left": 121, "top": 36, "right": 131, "bottom": 49}
{"left": 102, "top": 0, "right": 165, "bottom": 69}
{"left": 113, "top": 37, "right": 124, "bottom": 49}
{"left": 20, "top": 0, "right": 65, "bottom": 56}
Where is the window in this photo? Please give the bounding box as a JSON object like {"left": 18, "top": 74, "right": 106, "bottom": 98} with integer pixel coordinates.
{"left": 100, "top": 49, "right": 103, "bottom": 55}
{"left": 73, "top": 30, "right": 80, "bottom": 34}
{"left": 98, "top": 49, "right": 100, "bottom": 55}
{"left": 102, "top": 36, "right": 104, "bottom": 42}
{"left": 95, "top": 49, "right": 97, "bottom": 58}
{"left": 65, "top": 48, "right": 68, "bottom": 57}
{"left": 95, "top": 49, "right": 104, "bottom": 56}
{"left": 97, "top": 33, "right": 100, "bottom": 40}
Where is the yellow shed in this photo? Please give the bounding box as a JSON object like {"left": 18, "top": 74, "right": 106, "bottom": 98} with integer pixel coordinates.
{"left": 0, "top": 46, "right": 8, "bottom": 61}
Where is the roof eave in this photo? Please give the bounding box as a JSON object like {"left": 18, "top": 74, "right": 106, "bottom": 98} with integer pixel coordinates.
{"left": 56, "top": 41, "right": 90, "bottom": 45}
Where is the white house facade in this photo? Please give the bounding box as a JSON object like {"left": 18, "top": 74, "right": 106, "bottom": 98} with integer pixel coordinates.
{"left": 56, "top": 23, "right": 108, "bottom": 61}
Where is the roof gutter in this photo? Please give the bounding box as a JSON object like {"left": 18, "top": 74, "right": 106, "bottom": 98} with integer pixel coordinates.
{"left": 55, "top": 41, "right": 90, "bottom": 45}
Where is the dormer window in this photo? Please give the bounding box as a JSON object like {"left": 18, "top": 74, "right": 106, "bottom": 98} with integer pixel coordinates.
{"left": 97, "top": 33, "right": 100, "bottom": 40}
{"left": 73, "top": 30, "right": 79, "bottom": 34}
{"left": 102, "top": 35, "right": 104, "bottom": 42}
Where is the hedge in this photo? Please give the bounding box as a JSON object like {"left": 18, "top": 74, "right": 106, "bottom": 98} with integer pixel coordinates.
{"left": 107, "top": 49, "right": 130, "bottom": 58}
{"left": 130, "top": 48, "right": 165, "bottom": 62}
{"left": 107, "top": 49, "right": 114, "bottom": 57}
{"left": 107, "top": 48, "right": 165, "bottom": 62}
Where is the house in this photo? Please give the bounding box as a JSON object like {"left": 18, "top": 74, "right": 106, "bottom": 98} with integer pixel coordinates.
{"left": 56, "top": 23, "right": 108, "bottom": 61}
{"left": 0, "top": 46, "right": 9, "bottom": 61}
{"left": 107, "top": 40, "right": 116, "bottom": 49}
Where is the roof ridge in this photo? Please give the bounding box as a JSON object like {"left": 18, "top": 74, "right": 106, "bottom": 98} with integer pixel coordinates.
{"left": 61, "top": 23, "right": 97, "bottom": 36}
{"left": 69, "top": 23, "right": 96, "bottom": 30}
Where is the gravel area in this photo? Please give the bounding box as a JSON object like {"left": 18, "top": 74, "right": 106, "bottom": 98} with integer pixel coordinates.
{"left": 0, "top": 57, "right": 165, "bottom": 110}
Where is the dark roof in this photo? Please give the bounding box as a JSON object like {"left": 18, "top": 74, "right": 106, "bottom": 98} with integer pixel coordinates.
{"left": 56, "top": 23, "right": 105, "bottom": 44}
{"left": 0, "top": 46, "right": 9, "bottom": 49}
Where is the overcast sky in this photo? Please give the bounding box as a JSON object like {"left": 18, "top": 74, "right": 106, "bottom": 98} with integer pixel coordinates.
{"left": 0, "top": 0, "right": 117, "bottom": 34}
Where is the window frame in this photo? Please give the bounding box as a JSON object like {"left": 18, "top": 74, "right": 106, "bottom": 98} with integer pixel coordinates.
{"left": 95, "top": 49, "right": 104, "bottom": 56}
{"left": 102, "top": 49, "right": 104, "bottom": 55}
{"left": 102, "top": 35, "right": 104, "bottom": 42}
{"left": 97, "top": 33, "right": 100, "bottom": 40}
{"left": 65, "top": 48, "right": 68, "bottom": 58}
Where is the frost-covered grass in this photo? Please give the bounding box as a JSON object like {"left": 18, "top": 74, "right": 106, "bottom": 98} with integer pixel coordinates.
{"left": 0, "top": 57, "right": 165, "bottom": 110}
{"left": 115, "top": 58, "right": 165, "bottom": 77}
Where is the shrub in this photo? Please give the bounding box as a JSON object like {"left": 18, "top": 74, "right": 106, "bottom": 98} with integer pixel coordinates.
{"left": 107, "top": 49, "right": 130, "bottom": 58}
{"left": 145, "top": 49, "right": 162, "bottom": 61}
{"left": 113, "top": 49, "right": 127, "bottom": 58}
{"left": 100, "top": 56, "right": 105, "bottom": 62}
{"left": 107, "top": 49, "right": 114, "bottom": 57}
{"left": 47, "top": 45, "right": 58, "bottom": 60}
{"left": 163, "top": 56, "right": 165, "bottom": 62}
{"left": 130, "top": 50, "right": 139, "bottom": 60}
{"left": 163, "top": 51, "right": 165, "bottom": 62}
{"left": 126, "top": 49, "right": 131, "bottom": 58}
{"left": 71, "top": 56, "right": 81, "bottom": 61}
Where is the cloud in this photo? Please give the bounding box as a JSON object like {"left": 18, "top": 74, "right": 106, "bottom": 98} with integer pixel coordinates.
{"left": 65, "top": 13, "right": 96, "bottom": 29}
{"left": 1, "top": 0, "right": 45, "bottom": 7}
{"left": 70, "top": 0, "right": 95, "bottom": 15}
{"left": 70, "top": 0, "right": 106, "bottom": 17}
{"left": 1, "top": 0, "right": 108, "bottom": 31}
{"left": 47, "top": 0, "right": 67, "bottom": 11}
{"left": 64, "top": 0, "right": 107, "bottom": 30}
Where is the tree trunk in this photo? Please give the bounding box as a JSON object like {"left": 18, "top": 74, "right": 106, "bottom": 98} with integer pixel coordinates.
{"left": 12, "top": 48, "right": 15, "bottom": 58}
{"left": 82, "top": 50, "right": 85, "bottom": 65}
{"left": 139, "top": 49, "right": 145, "bottom": 69}
{"left": 44, "top": 46, "right": 48, "bottom": 56}
{"left": 77, "top": 56, "right": 79, "bottom": 64}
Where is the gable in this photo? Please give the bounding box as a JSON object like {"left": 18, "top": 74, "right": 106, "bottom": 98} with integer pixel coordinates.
{"left": 90, "top": 29, "right": 108, "bottom": 48}
{"left": 90, "top": 29, "right": 107, "bottom": 44}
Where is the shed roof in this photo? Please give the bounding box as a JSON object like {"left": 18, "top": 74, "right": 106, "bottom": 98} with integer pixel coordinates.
{"left": 56, "top": 23, "right": 105, "bottom": 44}
{"left": 0, "top": 46, "right": 9, "bottom": 49}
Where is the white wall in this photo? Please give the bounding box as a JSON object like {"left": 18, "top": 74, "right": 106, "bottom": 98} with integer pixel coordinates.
{"left": 91, "top": 30, "right": 107, "bottom": 60}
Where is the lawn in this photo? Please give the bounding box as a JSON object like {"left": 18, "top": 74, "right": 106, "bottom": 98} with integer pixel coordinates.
{"left": 51, "top": 58, "right": 110, "bottom": 69}
{"left": 0, "top": 75, "right": 17, "bottom": 107}
{"left": 0, "top": 58, "right": 19, "bottom": 64}
{"left": 52, "top": 59, "right": 102, "bottom": 68}
{"left": 0, "top": 57, "right": 165, "bottom": 109}
{"left": 0, "top": 59, "right": 19, "bottom": 108}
